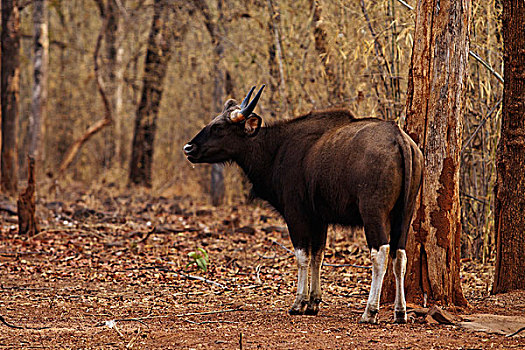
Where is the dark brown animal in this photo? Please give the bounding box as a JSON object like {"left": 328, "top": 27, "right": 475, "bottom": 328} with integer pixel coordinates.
{"left": 183, "top": 86, "right": 423, "bottom": 323}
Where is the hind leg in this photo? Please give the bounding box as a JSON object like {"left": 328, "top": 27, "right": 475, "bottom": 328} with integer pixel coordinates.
{"left": 393, "top": 249, "right": 407, "bottom": 323}
{"left": 360, "top": 244, "right": 389, "bottom": 324}
{"left": 360, "top": 211, "right": 391, "bottom": 324}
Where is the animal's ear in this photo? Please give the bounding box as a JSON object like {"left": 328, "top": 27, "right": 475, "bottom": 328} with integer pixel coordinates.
{"left": 223, "top": 99, "right": 238, "bottom": 112}
{"left": 244, "top": 113, "right": 262, "bottom": 137}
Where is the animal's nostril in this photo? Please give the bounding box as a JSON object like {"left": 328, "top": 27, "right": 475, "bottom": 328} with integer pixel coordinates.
{"left": 183, "top": 143, "right": 194, "bottom": 155}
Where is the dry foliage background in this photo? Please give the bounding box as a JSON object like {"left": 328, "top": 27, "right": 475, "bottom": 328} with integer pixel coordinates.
{"left": 12, "top": 0, "right": 502, "bottom": 262}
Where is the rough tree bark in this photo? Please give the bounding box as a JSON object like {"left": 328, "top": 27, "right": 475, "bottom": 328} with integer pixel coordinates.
{"left": 1, "top": 0, "right": 20, "bottom": 196}
{"left": 17, "top": 156, "right": 39, "bottom": 236}
{"left": 29, "top": 0, "right": 49, "bottom": 166}
{"left": 492, "top": 0, "right": 525, "bottom": 293}
{"left": 129, "top": 0, "right": 174, "bottom": 187}
{"left": 383, "top": 0, "right": 470, "bottom": 306}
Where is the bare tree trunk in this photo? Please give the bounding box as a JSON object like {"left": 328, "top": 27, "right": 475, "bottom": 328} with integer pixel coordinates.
{"left": 312, "top": 0, "right": 338, "bottom": 102}
{"left": 492, "top": 0, "right": 525, "bottom": 294}
{"left": 1, "top": 0, "right": 20, "bottom": 196}
{"left": 383, "top": 0, "right": 470, "bottom": 306}
{"left": 192, "top": 0, "right": 228, "bottom": 205}
{"left": 29, "top": 0, "right": 49, "bottom": 168}
{"left": 104, "top": 0, "right": 125, "bottom": 167}
{"left": 267, "top": 0, "right": 288, "bottom": 115}
{"left": 129, "top": 0, "right": 174, "bottom": 187}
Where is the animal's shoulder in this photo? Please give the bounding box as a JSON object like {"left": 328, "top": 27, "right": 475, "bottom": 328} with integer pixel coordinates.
{"left": 295, "top": 108, "right": 355, "bottom": 123}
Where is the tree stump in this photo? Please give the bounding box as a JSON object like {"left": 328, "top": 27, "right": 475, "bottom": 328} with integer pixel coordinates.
{"left": 17, "top": 156, "right": 39, "bottom": 235}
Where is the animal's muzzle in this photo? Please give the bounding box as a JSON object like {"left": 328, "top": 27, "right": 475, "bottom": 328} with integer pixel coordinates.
{"left": 183, "top": 143, "right": 196, "bottom": 156}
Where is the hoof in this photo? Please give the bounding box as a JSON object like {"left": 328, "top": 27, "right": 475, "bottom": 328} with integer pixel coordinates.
{"left": 289, "top": 302, "right": 307, "bottom": 315}
{"left": 359, "top": 310, "right": 379, "bottom": 324}
{"left": 288, "top": 307, "right": 306, "bottom": 315}
{"left": 304, "top": 306, "right": 319, "bottom": 316}
{"left": 394, "top": 311, "right": 407, "bottom": 324}
{"left": 305, "top": 298, "right": 321, "bottom": 316}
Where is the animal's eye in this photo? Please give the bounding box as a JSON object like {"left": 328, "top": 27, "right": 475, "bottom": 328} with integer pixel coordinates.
{"left": 210, "top": 124, "right": 226, "bottom": 135}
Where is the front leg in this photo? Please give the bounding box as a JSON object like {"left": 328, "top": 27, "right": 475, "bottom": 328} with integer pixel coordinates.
{"left": 289, "top": 248, "right": 310, "bottom": 315}
{"left": 305, "top": 248, "right": 324, "bottom": 315}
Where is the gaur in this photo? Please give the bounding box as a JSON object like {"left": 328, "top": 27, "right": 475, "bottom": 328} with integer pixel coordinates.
{"left": 183, "top": 85, "right": 423, "bottom": 323}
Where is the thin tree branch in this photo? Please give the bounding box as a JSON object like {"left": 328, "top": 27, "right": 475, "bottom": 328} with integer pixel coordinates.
{"left": 57, "top": 2, "right": 113, "bottom": 174}
{"left": 396, "top": 0, "right": 414, "bottom": 10}
{"left": 469, "top": 50, "right": 504, "bottom": 84}
{"left": 461, "top": 99, "right": 502, "bottom": 154}
{"left": 394, "top": 2, "right": 503, "bottom": 85}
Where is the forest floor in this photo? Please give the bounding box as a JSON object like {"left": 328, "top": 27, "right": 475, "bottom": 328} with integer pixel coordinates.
{"left": 1, "top": 187, "right": 525, "bottom": 349}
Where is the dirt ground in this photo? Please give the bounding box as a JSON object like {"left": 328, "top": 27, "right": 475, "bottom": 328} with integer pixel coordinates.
{"left": 1, "top": 189, "right": 524, "bottom": 349}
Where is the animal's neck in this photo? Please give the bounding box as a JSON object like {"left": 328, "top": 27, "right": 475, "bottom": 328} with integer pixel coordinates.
{"left": 234, "top": 126, "right": 284, "bottom": 193}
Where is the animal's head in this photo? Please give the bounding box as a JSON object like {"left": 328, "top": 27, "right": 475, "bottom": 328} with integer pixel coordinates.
{"left": 183, "top": 85, "right": 265, "bottom": 163}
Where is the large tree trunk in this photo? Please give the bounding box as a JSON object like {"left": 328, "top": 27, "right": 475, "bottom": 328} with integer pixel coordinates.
{"left": 492, "top": 0, "right": 525, "bottom": 294}
{"left": 1, "top": 0, "right": 20, "bottom": 196}
{"left": 129, "top": 0, "right": 174, "bottom": 187}
{"left": 29, "top": 0, "right": 49, "bottom": 167}
{"left": 383, "top": 0, "right": 470, "bottom": 306}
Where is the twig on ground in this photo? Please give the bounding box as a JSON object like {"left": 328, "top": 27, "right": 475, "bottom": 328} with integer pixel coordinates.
{"left": 256, "top": 252, "right": 292, "bottom": 260}
{"left": 506, "top": 326, "right": 525, "bottom": 338}
{"left": 0, "top": 315, "right": 50, "bottom": 330}
{"left": 0, "top": 251, "right": 51, "bottom": 257}
{"left": 29, "top": 227, "right": 105, "bottom": 240}
{"left": 270, "top": 239, "right": 294, "bottom": 255}
{"left": 126, "top": 327, "right": 142, "bottom": 348}
{"left": 163, "top": 263, "right": 229, "bottom": 290}
{"left": 183, "top": 319, "right": 239, "bottom": 325}
{"left": 136, "top": 226, "right": 156, "bottom": 244}
{"left": 95, "top": 308, "right": 243, "bottom": 327}
{"left": 175, "top": 308, "right": 242, "bottom": 317}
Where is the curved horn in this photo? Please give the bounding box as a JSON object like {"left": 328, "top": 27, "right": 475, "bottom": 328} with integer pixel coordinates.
{"left": 240, "top": 86, "right": 256, "bottom": 109}
{"left": 239, "top": 85, "right": 265, "bottom": 118}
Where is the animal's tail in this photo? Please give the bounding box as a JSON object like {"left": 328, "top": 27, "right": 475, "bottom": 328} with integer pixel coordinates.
{"left": 394, "top": 128, "right": 423, "bottom": 255}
